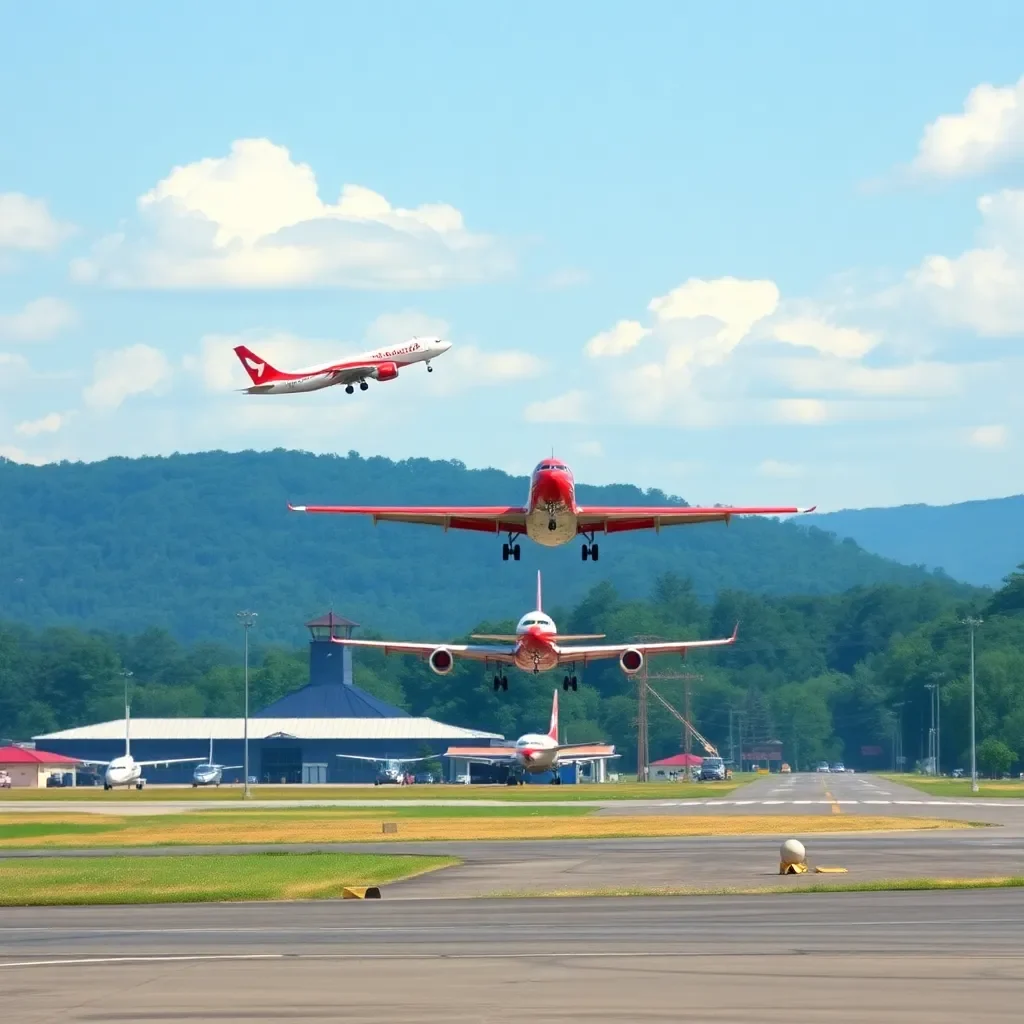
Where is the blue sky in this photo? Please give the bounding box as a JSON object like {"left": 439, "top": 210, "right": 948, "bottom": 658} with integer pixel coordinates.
{"left": 2, "top": 1, "right": 1024, "bottom": 511}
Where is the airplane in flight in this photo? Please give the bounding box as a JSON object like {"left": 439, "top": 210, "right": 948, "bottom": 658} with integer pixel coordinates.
{"left": 444, "top": 689, "right": 616, "bottom": 785}
{"left": 327, "top": 571, "right": 738, "bottom": 691}
{"left": 191, "top": 739, "right": 243, "bottom": 788}
{"left": 289, "top": 456, "right": 813, "bottom": 561}
{"left": 335, "top": 754, "right": 437, "bottom": 785}
{"left": 233, "top": 335, "right": 451, "bottom": 395}
{"left": 81, "top": 705, "right": 203, "bottom": 791}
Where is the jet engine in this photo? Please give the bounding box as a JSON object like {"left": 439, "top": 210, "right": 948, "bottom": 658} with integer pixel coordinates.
{"left": 429, "top": 647, "right": 455, "bottom": 675}
{"left": 619, "top": 648, "right": 644, "bottom": 675}
{"left": 373, "top": 361, "right": 399, "bottom": 382}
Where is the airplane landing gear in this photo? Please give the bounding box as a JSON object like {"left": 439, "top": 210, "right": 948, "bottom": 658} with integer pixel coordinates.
{"left": 549, "top": 775, "right": 562, "bottom": 785}
{"left": 359, "top": 381, "right": 369, "bottom": 391}
{"left": 345, "top": 384, "right": 355, "bottom": 394}
{"left": 426, "top": 363, "right": 433, "bottom": 373}
{"left": 561, "top": 675, "right": 578, "bottom": 692}
{"left": 501, "top": 532, "right": 522, "bottom": 561}
{"left": 492, "top": 674, "right": 509, "bottom": 692}
{"left": 581, "top": 540, "right": 599, "bottom": 561}
{"left": 548, "top": 518, "right": 557, "bottom": 531}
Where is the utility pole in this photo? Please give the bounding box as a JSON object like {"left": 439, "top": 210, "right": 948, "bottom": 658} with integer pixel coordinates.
{"left": 236, "top": 610, "right": 257, "bottom": 799}
{"left": 961, "top": 617, "right": 982, "bottom": 793}
{"left": 893, "top": 701, "right": 906, "bottom": 773}
{"left": 636, "top": 663, "right": 649, "bottom": 782}
{"left": 924, "top": 683, "right": 936, "bottom": 774}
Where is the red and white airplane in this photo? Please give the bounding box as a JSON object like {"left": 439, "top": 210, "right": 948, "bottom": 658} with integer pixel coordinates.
{"left": 444, "top": 689, "right": 616, "bottom": 784}
{"left": 233, "top": 336, "right": 451, "bottom": 395}
{"left": 290, "top": 456, "right": 814, "bottom": 561}
{"left": 328, "top": 571, "right": 738, "bottom": 692}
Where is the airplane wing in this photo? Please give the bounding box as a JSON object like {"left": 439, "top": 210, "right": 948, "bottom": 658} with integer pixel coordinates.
{"left": 555, "top": 624, "right": 739, "bottom": 664}
{"left": 575, "top": 505, "right": 815, "bottom": 535}
{"left": 133, "top": 758, "right": 206, "bottom": 767}
{"left": 329, "top": 637, "right": 518, "bottom": 664}
{"left": 555, "top": 744, "right": 619, "bottom": 764}
{"left": 213, "top": 765, "right": 244, "bottom": 771}
{"left": 442, "top": 746, "right": 518, "bottom": 765}
{"left": 77, "top": 758, "right": 112, "bottom": 768}
{"left": 336, "top": 754, "right": 434, "bottom": 765}
{"left": 288, "top": 504, "right": 529, "bottom": 536}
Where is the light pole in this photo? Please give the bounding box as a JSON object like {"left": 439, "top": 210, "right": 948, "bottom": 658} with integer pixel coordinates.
{"left": 961, "top": 617, "right": 982, "bottom": 793}
{"left": 924, "top": 683, "right": 936, "bottom": 775}
{"left": 236, "top": 611, "right": 257, "bottom": 799}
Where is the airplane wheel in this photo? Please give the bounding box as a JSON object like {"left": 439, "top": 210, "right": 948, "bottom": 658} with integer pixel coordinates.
{"left": 502, "top": 543, "right": 510, "bottom": 561}
{"left": 104, "top": 784, "right": 111, "bottom": 791}
{"left": 359, "top": 381, "right": 368, "bottom": 391}
{"left": 192, "top": 783, "right": 198, "bottom": 788}
{"left": 136, "top": 783, "right": 144, "bottom": 790}
{"left": 427, "top": 364, "right": 433, "bottom": 373}
{"left": 512, "top": 544, "right": 521, "bottom": 561}
{"left": 562, "top": 676, "right": 569, "bottom": 691}
{"left": 502, "top": 676, "right": 509, "bottom": 691}
{"left": 493, "top": 675, "right": 501, "bottom": 691}
{"left": 581, "top": 544, "right": 589, "bottom": 561}
{"left": 345, "top": 385, "right": 354, "bottom": 394}
{"left": 591, "top": 544, "right": 599, "bottom": 561}
{"left": 571, "top": 676, "right": 578, "bottom": 691}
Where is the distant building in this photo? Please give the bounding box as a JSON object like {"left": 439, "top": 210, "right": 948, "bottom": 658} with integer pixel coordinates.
{"left": 648, "top": 753, "right": 703, "bottom": 780}
{"left": 0, "top": 746, "right": 80, "bottom": 788}
{"left": 34, "top": 611, "right": 503, "bottom": 784}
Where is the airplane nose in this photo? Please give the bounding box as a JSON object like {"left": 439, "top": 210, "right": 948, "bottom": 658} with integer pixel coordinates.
{"left": 438, "top": 339, "right": 452, "bottom": 352}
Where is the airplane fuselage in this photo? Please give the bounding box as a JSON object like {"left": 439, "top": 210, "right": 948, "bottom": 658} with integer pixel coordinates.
{"left": 514, "top": 733, "right": 560, "bottom": 773}
{"left": 524, "top": 460, "right": 579, "bottom": 547}
{"left": 192, "top": 765, "right": 223, "bottom": 787}
{"left": 105, "top": 757, "right": 144, "bottom": 790}
{"left": 512, "top": 626, "right": 561, "bottom": 673}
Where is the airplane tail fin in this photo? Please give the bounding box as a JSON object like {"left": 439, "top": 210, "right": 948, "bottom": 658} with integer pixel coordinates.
{"left": 536, "top": 570, "right": 543, "bottom": 613}
{"left": 233, "top": 345, "right": 286, "bottom": 385}
{"left": 548, "top": 689, "right": 559, "bottom": 741}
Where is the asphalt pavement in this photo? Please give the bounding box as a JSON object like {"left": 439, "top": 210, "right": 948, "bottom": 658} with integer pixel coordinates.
{"left": 3, "top": 891, "right": 1024, "bottom": 1022}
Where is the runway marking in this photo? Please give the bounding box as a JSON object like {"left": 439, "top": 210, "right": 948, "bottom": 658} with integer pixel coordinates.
{"left": 825, "top": 790, "right": 841, "bottom": 815}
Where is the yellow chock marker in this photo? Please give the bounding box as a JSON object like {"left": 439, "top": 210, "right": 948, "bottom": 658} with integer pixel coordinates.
{"left": 813, "top": 867, "right": 849, "bottom": 874}
{"left": 781, "top": 862, "right": 809, "bottom": 875}
{"left": 342, "top": 886, "right": 382, "bottom": 899}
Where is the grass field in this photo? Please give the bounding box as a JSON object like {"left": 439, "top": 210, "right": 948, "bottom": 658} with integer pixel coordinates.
{"left": 0, "top": 780, "right": 746, "bottom": 803}
{"left": 880, "top": 775, "right": 1024, "bottom": 798}
{"left": 0, "top": 810, "right": 971, "bottom": 848}
{"left": 0, "top": 851, "right": 457, "bottom": 906}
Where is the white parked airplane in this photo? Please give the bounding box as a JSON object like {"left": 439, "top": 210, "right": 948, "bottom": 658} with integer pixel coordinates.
{"left": 444, "top": 689, "right": 617, "bottom": 785}
{"left": 336, "top": 754, "right": 436, "bottom": 785}
{"left": 192, "top": 739, "right": 243, "bottom": 788}
{"left": 233, "top": 336, "right": 452, "bottom": 395}
{"left": 81, "top": 705, "right": 203, "bottom": 791}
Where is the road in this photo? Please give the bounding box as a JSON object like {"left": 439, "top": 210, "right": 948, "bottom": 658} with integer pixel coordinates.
{"left": 3, "top": 891, "right": 1023, "bottom": 1022}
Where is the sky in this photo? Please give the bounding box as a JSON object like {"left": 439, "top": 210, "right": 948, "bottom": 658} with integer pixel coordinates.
{"left": 2, "top": 1, "right": 1024, "bottom": 512}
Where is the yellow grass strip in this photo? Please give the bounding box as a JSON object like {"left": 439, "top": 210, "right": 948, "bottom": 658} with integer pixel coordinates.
{"left": 0, "top": 814, "right": 973, "bottom": 848}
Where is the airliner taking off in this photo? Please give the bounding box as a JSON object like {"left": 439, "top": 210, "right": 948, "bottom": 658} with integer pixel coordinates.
{"left": 233, "top": 336, "right": 451, "bottom": 395}
{"left": 327, "top": 571, "right": 738, "bottom": 691}
{"left": 444, "top": 689, "right": 616, "bottom": 784}
{"left": 81, "top": 705, "right": 203, "bottom": 791}
{"left": 290, "top": 456, "right": 814, "bottom": 560}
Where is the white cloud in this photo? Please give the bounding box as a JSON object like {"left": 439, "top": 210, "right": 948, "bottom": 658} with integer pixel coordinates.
{"left": 649, "top": 277, "right": 779, "bottom": 351}
{"left": 0, "top": 193, "right": 75, "bottom": 251}
{"left": 71, "top": 138, "right": 512, "bottom": 290}
{"left": 912, "top": 75, "right": 1024, "bottom": 178}
{"left": 968, "top": 424, "right": 1008, "bottom": 449}
{"left": 757, "top": 459, "right": 804, "bottom": 478}
{"left": 443, "top": 346, "right": 544, "bottom": 391}
{"left": 84, "top": 345, "right": 173, "bottom": 411}
{"left": 0, "top": 444, "right": 46, "bottom": 465}
{"left": 585, "top": 319, "right": 651, "bottom": 358}
{"left": 0, "top": 298, "right": 77, "bottom": 342}
{"left": 771, "top": 398, "right": 830, "bottom": 424}
{"left": 769, "top": 357, "right": 960, "bottom": 398}
{"left": 523, "top": 390, "right": 589, "bottom": 423}
{"left": 771, "top": 317, "right": 878, "bottom": 360}
{"left": 15, "top": 412, "right": 71, "bottom": 437}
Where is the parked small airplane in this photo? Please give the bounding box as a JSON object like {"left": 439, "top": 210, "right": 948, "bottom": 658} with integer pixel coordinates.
{"left": 192, "top": 739, "right": 243, "bottom": 788}
{"left": 233, "top": 336, "right": 451, "bottom": 395}
{"left": 327, "top": 571, "right": 738, "bottom": 691}
{"left": 81, "top": 705, "right": 203, "bottom": 791}
{"left": 444, "top": 689, "right": 616, "bottom": 784}
{"left": 335, "top": 754, "right": 436, "bottom": 785}
{"left": 290, "top": 456, "right": 813, "bottom": 561}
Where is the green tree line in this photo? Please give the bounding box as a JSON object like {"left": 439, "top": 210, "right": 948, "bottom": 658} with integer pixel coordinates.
{"left": 4, "top": 568, "right": 1023, "bottom": 776}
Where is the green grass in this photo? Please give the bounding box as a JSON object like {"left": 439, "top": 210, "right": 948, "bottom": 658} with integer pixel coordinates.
{"left": 879, "top": 775, "right": 1024, "bottom": 798}
{"left": 0, "top": 851, "right": 458, "bottom": 906}
{"left": 0, "top": 779, "right": 748, "bottom": 802}
{"left": 488, "top": 876, "right": 1024, "bottom": 899}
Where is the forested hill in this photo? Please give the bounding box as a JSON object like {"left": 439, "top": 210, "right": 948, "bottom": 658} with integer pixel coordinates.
{"left": 0, "top": 450, "right": 970, "bottom": 644}
{"left": 805, "top": 495, "right": 1024, "bottom": 588}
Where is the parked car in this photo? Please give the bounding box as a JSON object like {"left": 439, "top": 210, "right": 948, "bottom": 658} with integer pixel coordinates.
{"left": 816, "top": 761, "right": 831, "bottom": 772}
{"left": 780, "top": 763, "right": 792, "bottom": 773}
{"left": 831, "top": 763, "right": 846, "bottom": 773}
{"left": 699, "top": 756, "right": 726, "bottom": 781}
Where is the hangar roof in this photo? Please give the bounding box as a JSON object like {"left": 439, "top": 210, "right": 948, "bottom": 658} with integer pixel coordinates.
{"left": 0, "top": 745, "right": 81, "bottom": 765}
{"left": 34, "top": 718, "right": 503, "bottom": 742}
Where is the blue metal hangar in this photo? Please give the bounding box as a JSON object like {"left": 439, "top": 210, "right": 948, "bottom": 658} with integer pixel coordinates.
{"left": 34, "top": 612, "right": 503, "bottom": 784}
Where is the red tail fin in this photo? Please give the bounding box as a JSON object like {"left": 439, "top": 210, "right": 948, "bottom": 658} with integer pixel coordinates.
{"left": 548, "top": 689, "right": 559, "bottom": 741}
{"left": 234, "top": 345, "right": 286, "bottom": 385}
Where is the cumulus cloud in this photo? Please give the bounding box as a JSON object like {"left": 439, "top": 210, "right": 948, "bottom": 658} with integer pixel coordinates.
{"left": 585, "top": 319, "right": 651, "bottom": 358}
{"left": 768, "top": 357, "right": 960, "bottom": 398}
{"left": 968, "top": 424, "right": 1008, "bottom": 449}
{"left": 771, "top": 398, "right": 830, "bottom": 424}
{"left": 15, "top": 412, "right": 72, "bottom": 437}
{"left": 912, "top": 75, "right": 1024, "bottom": 178}
{"left": 0, "top": 194, "right": 76, "bottom": 251}
{"left": 523, "top": 390, "right": 589, "bottom": 424}
{"left": 84, "top": 345, "right": 173, "bottom": 411}
{"left": 0, "top": 298, "right": 77, "bottom": 342}
{"left": 71, "top": 138, "right": 513, "bottom": 290}
{"left": 771, "top": 317, "right": 879, "bottom": 360}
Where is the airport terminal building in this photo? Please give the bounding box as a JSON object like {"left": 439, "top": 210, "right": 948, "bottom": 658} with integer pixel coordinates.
{"left": 34, "top": 612, "right": 505, "bottom": 784}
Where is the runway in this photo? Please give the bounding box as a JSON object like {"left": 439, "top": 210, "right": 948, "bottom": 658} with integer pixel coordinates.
{"left": 3, "top": 891, "right": 1023, "bottom": 1021}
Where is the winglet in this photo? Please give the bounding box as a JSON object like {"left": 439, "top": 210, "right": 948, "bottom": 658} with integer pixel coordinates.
{"left": 287, "top": 504, "right": 307, "bottom": 512}
{"left": 537, "top": 570, "right": 543, "bottom": 613}
{"left": 798, "top": 506, "right": 817, "bottom": 514}
{"left": 731, "top": 621, "right": 740, "bottom": 642}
